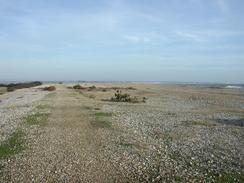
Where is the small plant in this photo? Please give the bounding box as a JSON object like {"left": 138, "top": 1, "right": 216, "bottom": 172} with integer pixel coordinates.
{"left": 110, "top": 90, "right": 141, "bottom": 103}
{"left": 111, "top": 90, "right": 132, "bottom": 102}
{"left": 43, "top": 86, "right": 56, "bottom": 91}
{"left": 142, "top": 97, "right": 147, "bottom": 103}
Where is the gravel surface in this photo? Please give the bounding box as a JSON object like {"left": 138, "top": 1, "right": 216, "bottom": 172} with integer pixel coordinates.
{"left": 0, "top": 84, "right": 243, "bottom": 182}
{"left": 0, "top": 88, "right": 48, "bottom": 142}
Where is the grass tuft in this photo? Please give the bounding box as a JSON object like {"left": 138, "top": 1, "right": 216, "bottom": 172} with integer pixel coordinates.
{"left": 24, "top": 112, "right": 49, "bottom": 126}
{"left": 92, "top": 112, "right": 113, "bottom": 128}
{"left": 212, "top": 172, "right": 244, "bottom": 183}
{"left": 0, "top": 130, "right": 25, "bottom": 159}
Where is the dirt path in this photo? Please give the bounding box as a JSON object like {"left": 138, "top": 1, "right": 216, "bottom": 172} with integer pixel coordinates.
{"left": 2, "top": 86, "right": 124, "bottom": 182}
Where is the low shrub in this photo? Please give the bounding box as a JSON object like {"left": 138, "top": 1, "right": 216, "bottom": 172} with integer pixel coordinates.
{"left": 73, "top": 84, "right": 85, "bottom": 89}
{"left": 126, "top": 87, "right": 137, "bottom": 90}
{"left": 88, "top": 85, "right": 96, "bottom": 90}
{"left": 110, "top": 90, "right": 141, "bottom": 103}
{"left": 1, "top": 81, "right": 42, "bottom": 92}
{"left": 43, "top": 86, "right": 56, "bottom": 91}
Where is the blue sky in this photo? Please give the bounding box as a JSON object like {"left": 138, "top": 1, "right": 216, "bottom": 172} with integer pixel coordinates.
{"left": 0, "top": 0, "right": 244, "bottom": 83}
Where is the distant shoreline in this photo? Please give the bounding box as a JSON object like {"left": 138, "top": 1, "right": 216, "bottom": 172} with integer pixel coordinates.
{"left": 0, "top": 80, "right": 244, "bottom": 87}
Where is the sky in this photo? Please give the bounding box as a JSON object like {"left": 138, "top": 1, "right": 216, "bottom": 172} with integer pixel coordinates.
{"left": 0, "top": 0, "right": 244, "bottom": 83}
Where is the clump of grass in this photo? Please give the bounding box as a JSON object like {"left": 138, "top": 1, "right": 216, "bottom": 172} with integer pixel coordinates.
{"left": 0, "top": 129, "right": 25, "bottom": 159}
{"left": 82, "top": 106, "right": 93, "bottom": 110}
{"left": 24, "top": 112, "right": 49, "bottom": 126}
{"left": 119, "top": 142, "right": 134, "bottom": 147}
{"left": 43, "top": 86, "right": 56, "bottom": 91}
{"left": 95, "top": 112, "right": 112, "bottom": 117}
{"left": 110, "top": 90, "right": 145, "bottom": 103}
{"left": 174, "top": 176, "right": 184, "bottom": 182}
{"left": 73, "top": 84, "right": 85, "bottom": 90}
{"left": 210, "top": 172, "right": 244, "bottom": 183}
{"left": 92, "top": 112, "right": 112, "bottom": 128}
{"left": 169, "top": 150, "right": 182, "bottom": 160}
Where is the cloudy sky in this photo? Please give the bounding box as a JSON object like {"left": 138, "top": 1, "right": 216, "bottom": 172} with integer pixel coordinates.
{"left": 0, "top": 0, "right": 244, "bottom": 83}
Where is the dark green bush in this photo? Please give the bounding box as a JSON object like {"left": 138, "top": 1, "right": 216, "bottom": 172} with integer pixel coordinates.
{"left": 3, "top": 81, "right": 42, "bottom": 92}
{"left": 73, "top": 84, "right": 85, "bottom": 90}
{"left": 110, "top": 90, "right": 140, "bottom": 103}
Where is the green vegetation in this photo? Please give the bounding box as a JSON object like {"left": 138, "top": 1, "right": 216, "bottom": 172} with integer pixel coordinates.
{"left": 174, "top": 176, "right": 184, "bottom": 182}
{"left": 0, "top": 87, "right": 7, "bottom": 95}
{"left": 88, "top": 85, "right": 96, "bottom": 90}
{"left": 0, "top": 81, "right": 42, "bottom": 92}
{"left": 110, "top": 90, "right": 143, "bottom": 103}
{"left": 43, "top": 86, "right": 56, "bottom": 91}
{"left": 169, "top": 150, "right": 182, "bottom": 160}
{"left": 0, "top": 129, "right": 25, "bottom": 159}
{"left": 95, "top": 112, "right": 112, "bottom": 117}
{"left": 210, "top": 172, "right": 244, "bottom": 183}
{"left": 24, "top": 112, "right": 49, "bottom": 126}
{"left": 82, "top": 106, "right": 93, "bottom": 110}
{"left": 73, "top": 84, "right": 85, "bottom": 89}
{"left": 119, "top": 142, "right": 134, "bottom": 147}
{"left": 92, "top": 112, "right": 113, "bottom": 128}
